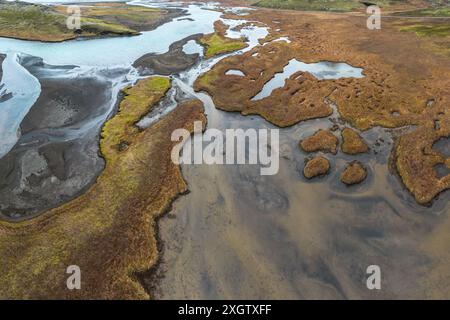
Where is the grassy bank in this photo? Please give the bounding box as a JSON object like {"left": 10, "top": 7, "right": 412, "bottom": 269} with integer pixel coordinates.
{"left": 195, "top": 6, "right": 450, "bottom": 205}
{"left": 101, "top": 76, "right": 171, "bottom": 163}
{"left": 0, "top": 1, "right": 170, "bottom": 42}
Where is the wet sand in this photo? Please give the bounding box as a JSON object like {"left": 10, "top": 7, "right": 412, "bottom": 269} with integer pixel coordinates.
{"left": 148, "top": 90, "right": 449, "bottom": 299}
{"left": 0, "top": 55, "right": 114, "bottom": 220}
{"left": 133, "top": 34, "right": 202, "bottom": 75}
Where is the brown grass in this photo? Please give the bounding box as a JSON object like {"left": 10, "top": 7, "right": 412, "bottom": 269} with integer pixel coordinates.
{"left": 341, "top": 128, "right": 369, "bottom": 154}
{"left": 299, "top": 129, "right": 339, "bottom": 154}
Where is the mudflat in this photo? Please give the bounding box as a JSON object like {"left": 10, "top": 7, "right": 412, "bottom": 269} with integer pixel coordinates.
{"left": 0, "top": 56, "right": 111, "bottom": 220}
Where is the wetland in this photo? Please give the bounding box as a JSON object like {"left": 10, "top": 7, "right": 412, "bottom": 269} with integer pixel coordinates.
{"left": 0, "top": 0, "right": 449, "bottom": 300}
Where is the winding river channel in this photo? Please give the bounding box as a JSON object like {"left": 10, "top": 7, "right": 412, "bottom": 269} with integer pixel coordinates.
{"left": 0, "top": 0, "right": 449, "bottom": 299}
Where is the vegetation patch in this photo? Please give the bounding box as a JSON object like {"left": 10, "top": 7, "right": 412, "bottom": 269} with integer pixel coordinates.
{"left": 254, "top": 0, "right": 442, "bottom": 12}
{"left": 395, "top": 7, "right": 450, "bottom": 17}
{"left": 101, "top": 76, "right": 170, "bottom": 163}
{"left": 299, "top": 129, "right": 339, "bottom": 154}
{"left": 341, "top": 161, "right": 367, "bottom": 185}
{"left": 0, "top": 1, "right": 173, "bottom": 42}
{"left": 254, "top": 0, "right": 363, "bottom": 12}
{"left": 0, "top": 76, "right": 206, "bottom": 299}
{"left": 400, "top": 24, "right": 450, "bottom": 37}
{"left": 194, "top": 42, "right": 334, "bottom": 127}
{"left": 396, "top": 120, "right": 450, "bottom": 205}
{"left": 303, "top": 156, "right": 330, "bottom": 179}
{"left": 54, "top": 3, "right": 174, "bottom": 32}
{"left": 199, "top": 20, "right": 248, "bottom": 58}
